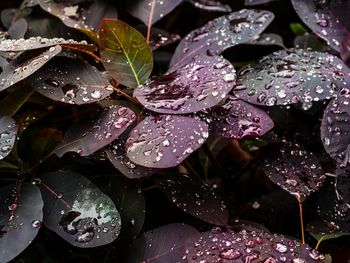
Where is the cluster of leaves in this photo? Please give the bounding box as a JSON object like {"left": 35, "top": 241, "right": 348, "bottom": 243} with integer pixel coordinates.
{"left": 0, "top": 0, "right": 350, "bottom": 262}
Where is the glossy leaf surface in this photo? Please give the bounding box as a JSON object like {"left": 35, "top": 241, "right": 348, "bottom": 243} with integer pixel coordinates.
{"left": 99, "top": 19, "right": 153, "bottom": 89}
{"left": 0, "top": 183, "right": 43, "bottom": 263}
{"left": 0, "top": 115, "right": 18, "bottom": 160}
{"left": 187, "top": 0, "right": 232, "bottom": 12}
{"left": 126, "top": 115, "right": 209, "bottom": 168}
{"left": 38, "top": 171, "right": 121, "bottom": 248}
{"left": 135, "top": 54, "right": 236, "bottom": 114}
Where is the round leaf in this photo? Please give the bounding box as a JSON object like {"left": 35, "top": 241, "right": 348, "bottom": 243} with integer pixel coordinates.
{"left": 38, "top": 171, "right": 121, "bottom": 248}
{"left": 126, "top": 115, "right": 209, "bottom": 168}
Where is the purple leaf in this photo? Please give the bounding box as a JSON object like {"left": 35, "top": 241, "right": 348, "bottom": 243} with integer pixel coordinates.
{"left": 185, "top": 227, "right": 323, "bottom": 262}
{"left": 186, "top": 0, "right": 232, "bottom": 12}
{"left": 29, "top": 56, "right": 113, "bottom": 105}
{"left": 245, "top": 0, "right": 278, "bottom": 6}
{"left": 127, "top": 0, "right": 183, "bottom": 26}
{"left": 125, "top": 223, "right": 199, "bottom": 263}
{"left": 7, "top": 18, "right": 28, "bottom": 40}
{"left": 0, "top": 115, "right": 17, "bottom": 160}
{"left": 54, "top": 105, "right": 136, "bottom": 157}
{"left": 291, "top": 0, "right": 350, "bottom": 52}
{"left": 126, "top": 115, "right": 209, "bottom": 168}
{"left": 134, "top": 54, "right": 236, "bottom": 114}
{"left": 0, "top": 37, "right": 94, "bottom": 52}
{"left": 321, "top": 95, "right": 350, "bottom": 166}
{"left": 250, "top": 33, "right": 284, "bottom": 47}
{"left": 262, "top": 142, "right": 325, "bottom": 202}
{"left": 0, "top": 45, "right": 62, "bottom": 92}
{"left": 155, "top": 173, "right": 228, "bottom": 225}
{"left": 206, "top": 96, "right": 274, "bottom": 139}
{"left": 170, "top": 9, "right": 274, "bottom": 69}
{"left": 336, "top": 164, "right": 350, "bottom": 206}
{"left": 233, "top": 48, "right": 350, "bottom": 106}
{"left": 106, "top": 139, "right": 155, "bottom": 179}
{"left": 0, "top": 183, "right": 43, "bottom": 263}
{"left": 37, "top": 171, "right": 121, "bottom": 248}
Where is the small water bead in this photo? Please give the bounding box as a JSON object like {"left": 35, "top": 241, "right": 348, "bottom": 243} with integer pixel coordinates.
{"left": 32, "top": 220, "right": 42, "bottom": 228}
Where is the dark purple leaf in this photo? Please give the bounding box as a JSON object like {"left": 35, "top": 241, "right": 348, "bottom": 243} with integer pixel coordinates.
{"left": 38, "top": 0, "right": 118, "bottom": 40}
{"left": 0, "top": 45, "right": 62, "bottom": 92}
{"left": 0, "top": 183, "right": 43, "bottom": 263}
{"left": 125, "top": 223, "right": 199, "bottom": 263}
{"left": 37, "top": 171, "right": 121, "bottom": 248}
{"left": 321, "top": 95, "right": 350, "bottom": 166}
{"left": 336, "top": 164, "right": 350, "bottom": 206}
{"left": 106, "top": 140, "right": 155, "bottom": 179}
{"left": 233, "top": 48, "right": 350, "bottom": 106}
{"left": 0, "top": 37, "right": 94, "bottom": 52}
{"left": 170, "top": 9, "right": 274, "bottom": 69}
{"left": 186, "top": 0, "right": 232, "bottom": 12}
{"left": 245, "top": 0, "right": 278, "bottom": 6}
{"left": 185, "top": 227, "right": 323, "bottom": 262}
{"left": 250, "top": 33, "right": 284, "bottom": 47}
{"left": 206, "top": 96, "right": 274, "bottom": 139}
{"left": 291, "top": 0, "right": 350, "bottom": 52}
{"left": 29, "top": 56, "right": 113, "bottom": 105}
{"left": 134, "top": 54, "right": 236, "bottom": 114}
{"left": 155, "top": 173, "right": 228, "bottom": 225}
{"left": 127, "top": 0, "right": 183, "bottom": 26}
{"left": 0, "top": 115, "right": 17, "bottom": 160}
{"left": 262, "top": 142, "right": 325, "bottom": 202}
{"left": 54, "top": 105, "right": 136, "bottom": 157}
{"left": 125, "top": 115, "right": 209, "bottom": 168}
{"left": 7, "top": 18, "right": 28, "bottom": 40}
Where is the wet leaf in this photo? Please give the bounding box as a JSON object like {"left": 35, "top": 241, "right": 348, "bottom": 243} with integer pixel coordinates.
{"left": 0, "top": 37, "right": 94, "bottom": 52}
{"left": 233, "top": 48, "right": 350, "bottom": 106}
{"left": 185, "top": 227, "right": 324, "bottom": 263}
{"left": 250, "top": 33, "right": 284, "bottom": 47}
{"left": 29, "top": 56, "right": 113, "bottom": 105}
{"left": 125, "top": 223, "right": 199, "bottom": 263}
{"left": 186, "top": 0, "right": 232, "bottom": 12}
{"left": 127, "top": 0, "right": 183, "bottom": 26}
{"left": 126, "top": 115, "right": 209, "bottom": 168}
{"left": 38, "top": 0, "right": 118, "bottom": 40}
{"left": 206, "top": 96, "right": 274, "bottom": 139}
{"left": 262, "top": 142, "right": 325, "bottom": 202}
{"left": 245, "top": 0, "right": 278, "bottom": 6}
{"left": 291, "top": 0, "right": 350, "bottom": 52}
{"left": 134, "top": 54, "right": 236, "bottom": 114}
{"left": 99, "top": 19, "right": 153, "bottom": 89}
{"left": 0, "top": 183, "right": 43, "bottom": 263}
{"left": 38, "top": 171, "right": 121, "bottom": 248}
{"left": 109, "top": 176, "right": 145, "bottom": 240}
{"left": 0, "top": 45, "right": 62, "bottom": 92}
{"left": 307, "top": 219, "right": 350, "bottom": 243}
{"left": 321, "top": 95, "right": 350, "bottom": 166}
{"left": 54, "top": 105, "right": 136, "bottom": 157}
{"left": 155, "top": 173, "right": 228, "bottom": 225}
{"left": 0, "top": 115, "right": 18, "bottom": 160}
{"left": 170, "top": 9, "right": 274, "bottom": 69}
{"left": 106, "top": 139, "right": 155, "bottom": 179}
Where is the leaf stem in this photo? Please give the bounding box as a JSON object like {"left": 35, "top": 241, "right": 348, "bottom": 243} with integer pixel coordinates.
{"left": 315, "top": 235, "right": 325, "bottom": 250}
{"left": 61, "top": 45, "right": 101, "bottom": 62}
{"left": 146, "top": 0, "right": 157, "bottom": 43}
{"left": 297, "top": 194, "right": 305, "bottom": 244}
{"left": 111, "top": 86, "right": 139, "bottom": 104}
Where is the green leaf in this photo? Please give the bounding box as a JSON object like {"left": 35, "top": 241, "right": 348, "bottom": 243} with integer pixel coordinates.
{"left": 0, "top": 85, "right": 34, "bottom": 117}
{"left": 98, "top": 19, "right": 153, "bottom": 89}
{"left": 290, "top": 22, "right": 308, "bottom": 36}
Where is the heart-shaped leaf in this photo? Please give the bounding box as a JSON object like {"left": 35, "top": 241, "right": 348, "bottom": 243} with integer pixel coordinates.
{"left": 99, "top": 19, "right": 153, "bottom": 89}
{"left": 38, "top": 0, "right": 118, "bottom": 40}
{"left": 187, "top": 0, "right": 232, "bottom": 12}
{"left": 38, "top": 171, "right": 121, "bottom": 248}
{"left": 106, "top": 139, "right": 155, "bottom": 179}
{"left": 321, "top": 95, "right": 350, "bottom": 166}
{"left": 126, "top": 115, "right": 209, "bottom": 168}
{"left": 0, "top": 37, "right": 94, "bottom": 52}
{"left": 262, "top": 142, "right": 325, "bottom": 202}
{"left": 233, "top": 48, "right": 350, "bottom": 106}
{"left": 170, "top": 9, "right": 274, "bottom": 69}
{"left": 125, "top": 223, "right": 199, "bottom": 263}
{"left": 54, "top": 105, "right": 136, "bottom": 157}
{"left": 0, "top": 183, "right": 43, "bottom": 263}
{"left": 0, "top": 45, "right": 62, "bottom": 92}
{"left": 291, "top": 0, "right": 350, "bottom": 52}
{"left": 0, "top": 115, "right": 18, "bottom": 160}
{"left": 127, "top": 0, "right": 183, "bottom": 26}
{"left": 185, "top": 227, "right": 324, "bottom": 262}
{"left": 206, "top": 96, "right": 274, "bottom": 139}
{"left": 29, "top": 56, "right": 114, "bottom": 104}
{"left": 134, "top": 54, "right": 236, "bottom": 114}
{"left": 155, "top": 173, "right": 228, "bottom": 225}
